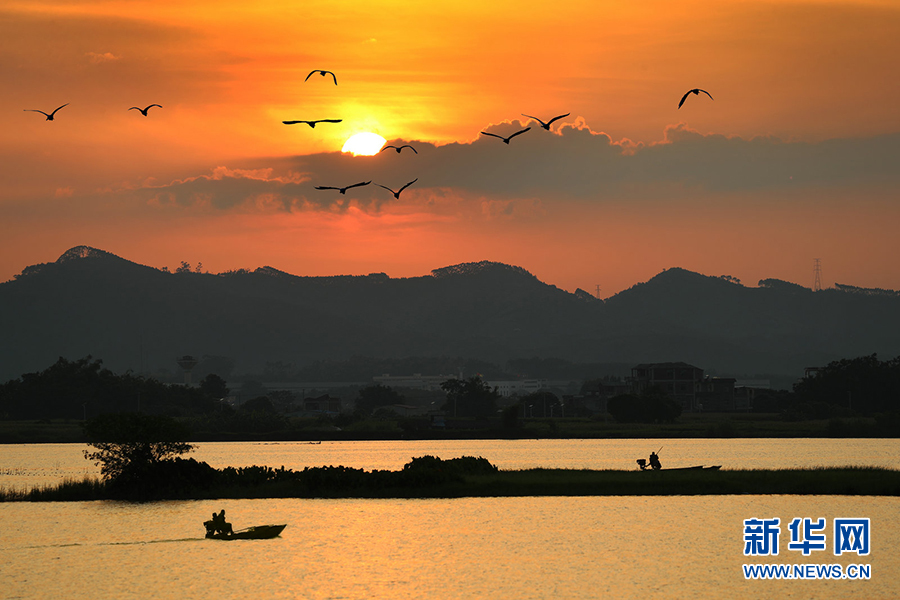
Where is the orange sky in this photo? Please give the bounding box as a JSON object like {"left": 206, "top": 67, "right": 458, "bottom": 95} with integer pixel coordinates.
{"left": 1, "top": 0, "right": 899, "bottom": 295}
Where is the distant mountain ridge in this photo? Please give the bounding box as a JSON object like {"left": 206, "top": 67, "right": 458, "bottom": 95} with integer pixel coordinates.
{"left": 0, "top": 246, "right": 898, "bottom": 382}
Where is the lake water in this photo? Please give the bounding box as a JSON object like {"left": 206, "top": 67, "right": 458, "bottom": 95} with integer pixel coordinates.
{"left": 2, "top": 438, "right": 897, "bottom": 490}
{"left": 1, "top": 440, "right": 898, "bottom": 599}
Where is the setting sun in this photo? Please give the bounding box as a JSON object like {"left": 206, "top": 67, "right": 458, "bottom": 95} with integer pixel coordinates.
{"left": 341, "top": 132, "right": 387, "bottom": 156}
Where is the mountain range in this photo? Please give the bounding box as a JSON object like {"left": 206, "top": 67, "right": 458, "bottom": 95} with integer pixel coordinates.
{"left": 1, "top": 245, "right": 898, "bottom": 383}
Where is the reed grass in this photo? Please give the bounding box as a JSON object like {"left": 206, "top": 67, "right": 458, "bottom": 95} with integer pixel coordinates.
{"left": 4, "top": 467, "right": 898, "bottom": 501}
{"left": 454, "top": 466, "right": 900, "bottom": 497}
{"left": 0, "top": 476, "right": 106, "bottom": 502}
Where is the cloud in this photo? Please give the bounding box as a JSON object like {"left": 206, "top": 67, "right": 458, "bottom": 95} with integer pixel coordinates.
{"left": 640, "top": 125, "right": 900, "bottom": 193}
{"left": 86, "top": 51, "right": 120, "bottom": 63}
{"left": 111, "top": 122, "right": 900, "bottom": 214}
{"left": 134, "top": 166, "right": 313, "bottom": 212}
{"left": 291, "top": 121, "right": 900, "bottom": 199}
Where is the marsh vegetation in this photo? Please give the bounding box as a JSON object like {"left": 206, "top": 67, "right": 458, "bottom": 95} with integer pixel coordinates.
{"left": 3, "top": 458, "right": 898, "bottom": 502}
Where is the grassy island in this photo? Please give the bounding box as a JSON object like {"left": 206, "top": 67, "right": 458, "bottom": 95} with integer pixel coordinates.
{"left": 3, "top": 456, "right": 899, "bottom": 502}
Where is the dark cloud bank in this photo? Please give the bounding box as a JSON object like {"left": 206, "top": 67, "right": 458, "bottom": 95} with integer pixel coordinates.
{"left": 128, "top": 122, "right": 900, "bottom": 212}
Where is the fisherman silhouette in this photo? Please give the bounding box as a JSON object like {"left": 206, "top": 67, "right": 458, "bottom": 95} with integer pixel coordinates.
{"left": 649, "top": 452, "right": 662, "bottom": 470}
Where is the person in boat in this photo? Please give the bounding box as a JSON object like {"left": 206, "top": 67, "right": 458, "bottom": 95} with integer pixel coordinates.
{"left": 649, "top": 451, "right": 662, "bottom": 470}
{"left": 216, "top": 510, "right": 233, "bottom": 535}
{"left": 204, "top": 510, "right": 234, "bottom": 536}
{"left": 203, "top": 512, "right": 217, "bottom": 535}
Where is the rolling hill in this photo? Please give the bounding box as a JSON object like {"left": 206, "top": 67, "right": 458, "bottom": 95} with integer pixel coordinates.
{"left": 1, "top": 246, "right": 897, "bottom": 382}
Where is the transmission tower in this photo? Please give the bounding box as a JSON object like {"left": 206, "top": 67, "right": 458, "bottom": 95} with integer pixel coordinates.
{"left": 595, "top": 284, "right": 602, "bottom": 299}
{"left": 813, "top": 258, "right": 822, "bottom": 292}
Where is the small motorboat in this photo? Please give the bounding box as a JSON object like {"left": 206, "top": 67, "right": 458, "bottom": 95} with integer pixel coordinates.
{"left": 206, "top": 524, "right": 287, "bottom": 540}
{"left": 636, "top": 458, "right": 721, "bottom": 471}
{"left": 648, "top": 465, "right": 722, "bottom": 471}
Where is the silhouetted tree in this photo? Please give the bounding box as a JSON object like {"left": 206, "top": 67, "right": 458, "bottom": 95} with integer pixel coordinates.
{"left": 502, "top": 404, "right": 520, "bottom": 429}
{"left": 607, "top": 386, "right": 681, "bottom": 423}
{"left": 83, "top": 413, "right": 195, "bottom": 497}
{"left": 356, "top": 384, "right": 404, "bottom": 415}
{"left": 267, "top": 389, "right": 295, "bottom": 412}
{"left": 793, "top": 354, "right": 900, "bottom": 416}
{"left": 240, "top": 396, "right": 276, "bottom": 413}
{"left": 0, "top": 356, "right": 217, "bottom": 419}
{"left": 200, "top": 373, "right": 229, "bottom": 399}
{"left": 229, "top": 396, "right": 287, "bottom": 433}
{"left": 441, "top": 376, "right": 499, "bottom": 418}
{"left": 641, "top": 386, "right": 682, "bottom": 422}
{"left": 520, "top": 391, "right": 560, "bottom": 418}
{"left": 607, "top": 394, "right": 644, "bottom": 423}
{"left": 239, "top": 380, "right": 268, "bottom": 401}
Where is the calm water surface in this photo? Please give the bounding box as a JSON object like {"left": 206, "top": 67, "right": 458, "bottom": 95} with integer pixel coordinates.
{"left": 2, "top": 496, "right": 897, "bottom": 600}
{"left": 2, "top": 440, "right": 897, "bottom": 599}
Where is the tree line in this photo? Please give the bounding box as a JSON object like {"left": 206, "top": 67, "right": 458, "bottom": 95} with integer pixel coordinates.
{"left": 4, "top": 354, "right": 900, "bottom": 432}
{"left": 0, "top": 357, "right": 220, "bottom": 420}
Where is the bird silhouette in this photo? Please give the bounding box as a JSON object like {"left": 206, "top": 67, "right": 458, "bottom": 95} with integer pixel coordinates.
{"left": 283, "top": 119, "right": 342, "bottom": 128}
{"left": 521, "top": 113, "right": 570, "bottom": 130}
{"left": 305, "top": 70, "right": 337, "bottom": 85}
{"left": 129, "top": 104, "right": 162, "bottom": 116}
{"left": 24, "top": 103, "right": 69, "bottom": 121}
{"left": 376, "top": 178, "right": 418, "bottom": 199}
{"left": 380, "top": 144, "right": 418, "bottom": 154}
{"left": 678, "top": 88, "right": 713, "bottom": 109}
{"left": 315, "top": 181, "right": 371, "bottom": 194}
{"left": 480, "top": 127, "right": 531, "bottom": 144}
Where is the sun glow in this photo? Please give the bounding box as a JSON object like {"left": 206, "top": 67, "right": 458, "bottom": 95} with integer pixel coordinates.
{"left": 341, "top": 132, "right": 387, "bottom": 156}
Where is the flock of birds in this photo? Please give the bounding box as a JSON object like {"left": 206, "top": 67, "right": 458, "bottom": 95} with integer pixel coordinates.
{"left": 474, "top": 88, "right": 712, "bottom": 147}
{"left": 279, "top": 70, "right": 422, "bottom": 198}
{"left": 24, "top": 102, "right": 163, "bottom": 120}
{"left": 23, "top": 72, "right": 713, "bottom": 201}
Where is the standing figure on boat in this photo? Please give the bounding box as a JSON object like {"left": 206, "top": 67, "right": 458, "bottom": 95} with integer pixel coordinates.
{"left": 649, "top": 452, "right": 662, "bottom": 470}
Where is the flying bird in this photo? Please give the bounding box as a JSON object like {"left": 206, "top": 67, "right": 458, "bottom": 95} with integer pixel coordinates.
{"left": 480, "top": 127, "right": 531, "bottom": 144}
{"left": 376, "top": 178, "right": 418, "bottom": 199}
{"left": 380, "top": 144, "right": 418, "bottom": 154}
{"left": 129, "top": 104, "right": 162, "bottom": 116}
{"left": 282, "top": 119, "right": 342, "bottom": 128}
{"left": 315, "top": 181, "right": 371, "bottom": 194}
{"left": 521, "top": 112, "right": 570, "bottom": 130}
{"left": 24, "top": 103, "right": 69, "bottom": 121}
{"left": 678, "top": 88, "right": 714, "bottom": 109}
{"left": 305, "top": 70, "right": 337, "bottom": 85}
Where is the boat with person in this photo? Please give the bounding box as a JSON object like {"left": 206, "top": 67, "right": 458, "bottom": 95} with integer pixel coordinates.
{"left": 636, "top": 453, "right": 721, "bottom": 471}
{"left": 205, "top": 524, "right": 287, "bottom": 540}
